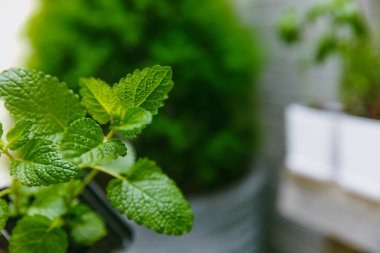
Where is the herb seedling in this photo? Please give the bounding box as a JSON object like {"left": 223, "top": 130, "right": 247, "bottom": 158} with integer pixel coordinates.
{"left": 0, "top": 65, "right": 193, "bottom": 253}
{"left": 27, "top": 0, "right": 261, "bottom": 193}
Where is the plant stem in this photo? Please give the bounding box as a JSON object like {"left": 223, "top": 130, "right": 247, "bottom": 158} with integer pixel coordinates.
{"left": 67, "top": 165, "right": 125, "bottom": 210}
{"left": 68, "top": 163, "right": 126, "bottom": 209}
{"left": 0, "top": 188, "right": 10, "bottom": 198}
{"left": 106, "top": 130, "right": 115, "bottom": 140}
{"left": 11, "top": 179, "right": 21, "bottom": 215}
{"left": 91, "top": 165, "right": 125, "bottom": 180}
{"left": 48, "top": 217, "right": 64, "bottom": 232}
{"left": 1, "top": 148, "right": 14, "bottom": 161}
{"left": 72, "top": 170, "right": 99, "bottom": 199}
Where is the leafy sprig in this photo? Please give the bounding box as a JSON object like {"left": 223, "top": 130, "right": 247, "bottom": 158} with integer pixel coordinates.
{"left": 0, "top": 66, "right": 192, "bottom": 253}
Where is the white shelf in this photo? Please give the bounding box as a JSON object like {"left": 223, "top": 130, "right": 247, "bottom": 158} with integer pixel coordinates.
{"left": 278, "top": 171, "right": 380, "bottom": 252}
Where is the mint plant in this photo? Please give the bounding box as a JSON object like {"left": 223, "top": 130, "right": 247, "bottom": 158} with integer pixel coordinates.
{"left": 26, "top": 0, "right": 261, "bottom": 193}
{"left": 0, "top": 65, "right": 193, "bottom": 253}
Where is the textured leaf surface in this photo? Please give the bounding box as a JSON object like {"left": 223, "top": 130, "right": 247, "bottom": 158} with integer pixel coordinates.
{"left": 6, "top": 119, "right": 33, "bottom": 150}
{"left": 9, "top": 215, "right": 68, "bottom": 253}
{"left": 79, "top": 78, "right": 117, "bottom": 124}
{"left": 76, "top": 138, "right": 127, "bottom": 167}
{"left": 10, "top": 138, "right": 80, "bottom": 186}
{"left": 107, "top": 158, "right": 193, "bottom": 235}
{"left": 111, "top": 107, "right": 152, "bottom": 139}
{"left": 113, "top": 65, "right": 173, "bottom": 115}
{"left": 102, "top": 141, "right": 136, "bottom": 175}
{"left": 0, "top": 68, "right": 85, "bottom": 135}
{"left": 69, "top": 204, "right": 107, "bottom": 246}
{"left": 61, "top": 118, "right": 127, "bottom": 166}
{"left": 0, "top": 199, "right": 9, "bottom": 231}
{"left": 27, "top": 193, "right": 67, "bottom": 220}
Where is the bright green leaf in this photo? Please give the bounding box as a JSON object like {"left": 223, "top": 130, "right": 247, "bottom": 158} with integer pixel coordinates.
{"left": 10, "top": 138, "right": 80, "bottom": 186}
{"left": 6, "top": 119, "right": 33, "bottom": 150}
{"left": 0, "top": 199, "right": 9, "bottom": 231}
{"left": 101, "top": 141, "right": 136, "bottom": 175}
{"left": 69, "top": 204, "right": 107, "bottom": 246}
{"left": 9, "top": 215, "right": 68, "bottom": 253}
{"left": 27, "top": 193, "right": 67, "bottom": 220}
{"left": 107, "top": 158, "right": 193, "bottom": 235}
{"left": 0, "top": 68, "right": 85, "bottom": 136}
{"left": 113, "top": 65, "right": 174, "bottom": 115}
{"left": 111, "top": 107, "right": 152, "bottom": 139}
{"left": 61, "top": 118, "right": 127, "bottom": 167}
{"left": 61, "top": 118, "right": 103, "bottom": 158}
{"left": 76, "top": 138, "right": 127, "bottom": 167}
{"left": 12, "top": 182, "right": 79, "bottom": 218}
{"left": 79, "top": 77, "right": 117, "bottom": 124}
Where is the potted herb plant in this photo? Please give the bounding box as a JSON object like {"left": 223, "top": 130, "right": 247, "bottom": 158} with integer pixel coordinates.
{"left": 0, "top": 65, "right": 193, "bottom": 253}
{"left": 278, "top": 0, "right": 380, "bottom": 199}
{"left": 25, "top": 0, "right": 270, "bottom": 252}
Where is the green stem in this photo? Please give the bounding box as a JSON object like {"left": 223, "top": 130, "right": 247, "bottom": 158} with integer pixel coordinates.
{"left": 91, "top": 165, "right": 125, "bottom": 180}
{"left": 2, "top": 148, "right": 14, "bottom": 161}
{"left": 72, "top": 170, "right": 99, "bottom": 199}
{"left": 11, "top": 179, "right": 21, "bottom": 215}
{"left": 0, "top": 188, "right": 10, "bottom": 198}
{"left": 105, "top": 130, "right": 115, "bottom": 140}
{"left": 68, "top": 163, "right": 125, "bottom": 209}
{"left": 48, "top": 217, "right": 64, "bottom": 232}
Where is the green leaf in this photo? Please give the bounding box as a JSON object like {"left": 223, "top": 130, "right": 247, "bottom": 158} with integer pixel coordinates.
{"left": 6, "top": 119, "right": 33, "bottom": 150}
{"left": 10, "top": 138, "right": 80, "bottom": 186}
{"left": 9, "top": 215, "right": 68, "bottom": 253}
{"left": 27, "top": 193, "right": 67, "bottom": 220}
{"left": 79, "top": 77, "right": 117, "bottom": 124}
{"left": 69, "top": 204, "right": 107, "bottom": 246}
{"left": 111, "top": 107, "right": 152, "bottom": 138}
{"left": 0, "top": 68, "right": 85, "bottom": 136}
{"left": 0, "top": 199, "right": 9, "bottom": 231}
{"left": 61, "top": 118, "right": 127, "bottom": 167}
{"left": 76, "top": 138, "right": 127, "bottom": 167}
{"left": 11, "top": 182, "right": 80, "bottom": 217}
{"left": 113, "top": 65, "right": 174, "bottom": 115}
{"left": 107, "top": 158, "right": 193, "bottom": 235}
{"left": 101, "top": 141, "right": 136, "bottom": 175}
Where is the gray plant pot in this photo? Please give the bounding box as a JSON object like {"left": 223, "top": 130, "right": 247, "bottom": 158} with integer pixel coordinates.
{"left": 122, "top": 161, "right": 273, "bottom": 253}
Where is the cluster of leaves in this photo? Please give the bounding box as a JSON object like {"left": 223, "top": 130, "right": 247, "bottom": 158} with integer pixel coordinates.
{"left": 26, "top": 0, "right": 261, "bottom": 192}
{"left": 0, "top": 66, "right": 193, "bottom": 253}
{"left": 277, "top": 0, "right": 380, "bottom": 118}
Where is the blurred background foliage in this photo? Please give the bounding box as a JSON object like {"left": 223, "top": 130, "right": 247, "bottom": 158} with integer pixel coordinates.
{"left": 277, "top": 0, "right": 380, "bottom": 119}
{"left": 27, "top": 0, "right": 261, "bottom": 193}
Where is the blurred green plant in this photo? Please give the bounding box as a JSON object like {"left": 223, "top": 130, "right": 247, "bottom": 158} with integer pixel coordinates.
{"left": 277, "top": 0, "right": 380, "bottom": 118}
{"left": 26, "top": 0, "right": 261, "bottom": 193}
